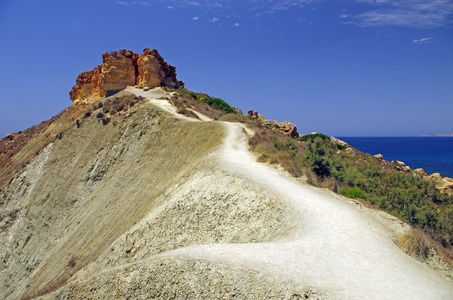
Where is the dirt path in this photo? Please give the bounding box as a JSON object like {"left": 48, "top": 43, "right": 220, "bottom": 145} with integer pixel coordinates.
{"left": 117, "top": 89, "right": 452, "bottom": 298}
{"left": 164, "top": 122, "right": 453, "bottom": 299}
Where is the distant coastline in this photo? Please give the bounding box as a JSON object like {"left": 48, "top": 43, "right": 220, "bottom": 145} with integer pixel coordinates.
{"left": 421, "top": 133, "right": 453, "bottom": 137}
{"left": 338, "top": 136, "right": 453, "bottom": 178}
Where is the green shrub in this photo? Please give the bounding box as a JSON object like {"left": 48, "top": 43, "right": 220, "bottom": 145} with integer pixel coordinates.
{"left": 188, "top": 92, "right": 198, "bottom": 100}
{"left": 341, "top": 187, "right": 367, "bottom": 199}
{"left": 273, "top": 140, "right": 298, "bottom": 156}
{"left": 299, "top": 133, "right": 331, "bottom": 142}
{"left": 301, "top": 137, "right": 333, "bottom": 178}
{"left": 247, "top": 119, "right": 453, "bottom": 249}
{"left": 198, "top": 97, "right": 237, "bottom": 115}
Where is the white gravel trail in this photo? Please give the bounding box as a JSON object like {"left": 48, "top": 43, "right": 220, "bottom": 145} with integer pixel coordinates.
{"left": 169, "top": 122, "right": 453, "bottom": 299}
{"left": 122, "top": 89, "right": 452, "bottom": 298}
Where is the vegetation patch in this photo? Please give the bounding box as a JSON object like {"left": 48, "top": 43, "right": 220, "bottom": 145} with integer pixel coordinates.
{"left": 218, "top": 113, "right": 254, "bottom": 124}
{"left": 397, "top": 230, "right": 430, "bottom": 260}
{"left": 198, "top": 96, "right": 237, "bottom": 115}
{"left": 340, "top": 187, "right": 367, "bottom": 200}
{"left": 246, "top": 122, "right": 453, "bottom": 254}
{"left": 299, "top": 133, "right": 331, "bottom": 142}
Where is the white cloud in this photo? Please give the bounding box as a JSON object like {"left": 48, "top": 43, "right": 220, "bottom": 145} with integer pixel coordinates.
{"left": 116, "top": 0, "right": 453, "bottom": 30}
{"left": 181, "top": 1, "right": 200, "bottom": 6}
{"left": 233, "top": 22, "right": 240, "bottom": 27}
{"left": 193, "top": 16, "right": 199, "bottom": 20}
{"left": 412, "top": 37, "right": 434, "bottom": 44}
{"left": 352, "top": 0, "right": 453, "bottom": 28}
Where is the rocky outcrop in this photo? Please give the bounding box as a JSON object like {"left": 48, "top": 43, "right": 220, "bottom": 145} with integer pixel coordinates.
{"left": 248, "top": 110, "right": 299, "bottom": 138}
{"left": 414, "top": 168, "right": 427, "bottom": 176}
{"left": 373, "top": 154, "right": 384, "bottom": 160}
{"left": 100, "top": 50, "right": 138, "bottom": 97}
{"left": 137, "top": 49, "right": 180, "bottom": 89}
{"left": 69, "top": 49, "right": 183, "bottom": 102}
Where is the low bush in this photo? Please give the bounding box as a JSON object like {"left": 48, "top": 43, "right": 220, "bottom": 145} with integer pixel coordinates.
{"left": 299, "top": 133, "right": 331, "bottom": 142}
{"left": 341, "top": 187, "right": 367, "bottom": 200}
{"left": 247, "top": 123, "right": 453, "bottom": 249}
{"left": 188, "top": 92, "right": 198, "bottom": 100}
{"left": 198, "top": 96, "right": 237, "bottom": 115}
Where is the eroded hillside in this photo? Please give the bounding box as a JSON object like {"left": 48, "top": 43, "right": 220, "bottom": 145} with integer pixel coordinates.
{"left": 1, "top": 49, "right": 453, "bottom": 299}
{"left": 0, "top": 90, "right": 300, "bottom": 299}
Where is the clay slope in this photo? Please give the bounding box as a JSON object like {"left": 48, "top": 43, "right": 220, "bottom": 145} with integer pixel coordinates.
{"left": 1, "top": 88, "right": 452, "bottom": 299}
{"left": 0, "top": 90, "right": 297, "bottom": 299}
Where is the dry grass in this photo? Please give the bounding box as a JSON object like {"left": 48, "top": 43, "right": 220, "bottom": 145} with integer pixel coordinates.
{"left": 0, "top": 101, "right": 92, "bottom": 183}
{"left": 218, "top": 113, "right": 253, "bottom": 124}
{"left": 249, "top": 125, "right": 305, "bottom": 177}
{"left": 170, "top": 96, "right": 200, "bottom": 119}
{"left": 84, "top": 92, "right": 144, "bottom": 119}
{"left": 193, "top": 102, "right": 222, "bottom": 120}
{"left": 11, "top": 104, "right": 226, "bottom": 299}
{"left": 397, "top": 229, "right": 453, "bottom": 266}
{"left": 397, "top": 229, "right": 430, "bottom": 260}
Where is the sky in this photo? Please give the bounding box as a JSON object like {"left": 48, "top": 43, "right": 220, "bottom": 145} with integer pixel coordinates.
{"left": 0, "top": 0, "right": 452, "bottom": 137}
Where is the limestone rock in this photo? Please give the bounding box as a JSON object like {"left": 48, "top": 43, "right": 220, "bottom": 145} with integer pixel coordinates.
{"left": 99, "top": 50, "right": 138, "bottom": 97}
{"left": 414, "top": 168, "right": 427, "bottom": 176}
{"left": 69, "top": 49, "right": 184, "bottom": 102}
{"left": 373, "top": 154, "right": 384, "bottom": 160}
{"left": 279, "top": 121, "right": 299, "bottom": 138}
{"left": 431, "top": 173, "right": 443, "bottom": 180}
{"left": 247, "top": 109, "right": 259, "bottom": 120}
{"left": 248, "top": 110, "right": 299, "bottom": 138}
{"left": 331, "top": 137, "right": 349, "bottom": 148}
{"left": 137, "top": 49, "right": 181, "bottom": 89}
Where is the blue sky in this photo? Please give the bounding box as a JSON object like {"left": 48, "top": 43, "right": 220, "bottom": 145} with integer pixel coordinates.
{"left": 0, "top": 0, "right": 452, "bottom": 137}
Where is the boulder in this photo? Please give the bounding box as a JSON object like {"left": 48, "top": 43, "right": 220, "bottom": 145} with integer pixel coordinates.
{"left": 373, "top": 154, "right": 384, "bottom": 160}
{"left": 248, "top": 110, "right": 259, "bottom": 120}
{"left": 414, "top": 168, "right": 427, "bottom": 176}
{"left": 431, "top": 173, "right": 443, "bottom": 180}
{"left": 279, "top": 121, "right": 299, "bottom": 138}
{"left": 331, "top": 137, "right": 349, "bottom": 148}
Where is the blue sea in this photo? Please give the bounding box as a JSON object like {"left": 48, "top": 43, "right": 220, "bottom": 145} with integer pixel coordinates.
{"left": 337, "top": 137, "right": 453, "bottom": 178}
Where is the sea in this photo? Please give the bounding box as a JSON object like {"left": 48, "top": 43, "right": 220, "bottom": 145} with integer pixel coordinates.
{"left": 337, "top": 137, "right": 453, "bottom": 178}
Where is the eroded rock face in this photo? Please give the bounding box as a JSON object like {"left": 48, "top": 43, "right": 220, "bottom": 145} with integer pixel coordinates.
{"left": 100, "top": 50, "right": 138, "bottom": 97}
{"left": 137, "top": 49, "right": 180, "bottom": 89}
{"left": 69, "top": 49, "right": 183, "bottom": 102}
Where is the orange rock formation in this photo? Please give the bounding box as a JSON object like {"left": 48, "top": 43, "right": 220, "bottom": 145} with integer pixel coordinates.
{"left": 69, "top": 49, "right": 183, "bottom": 101}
